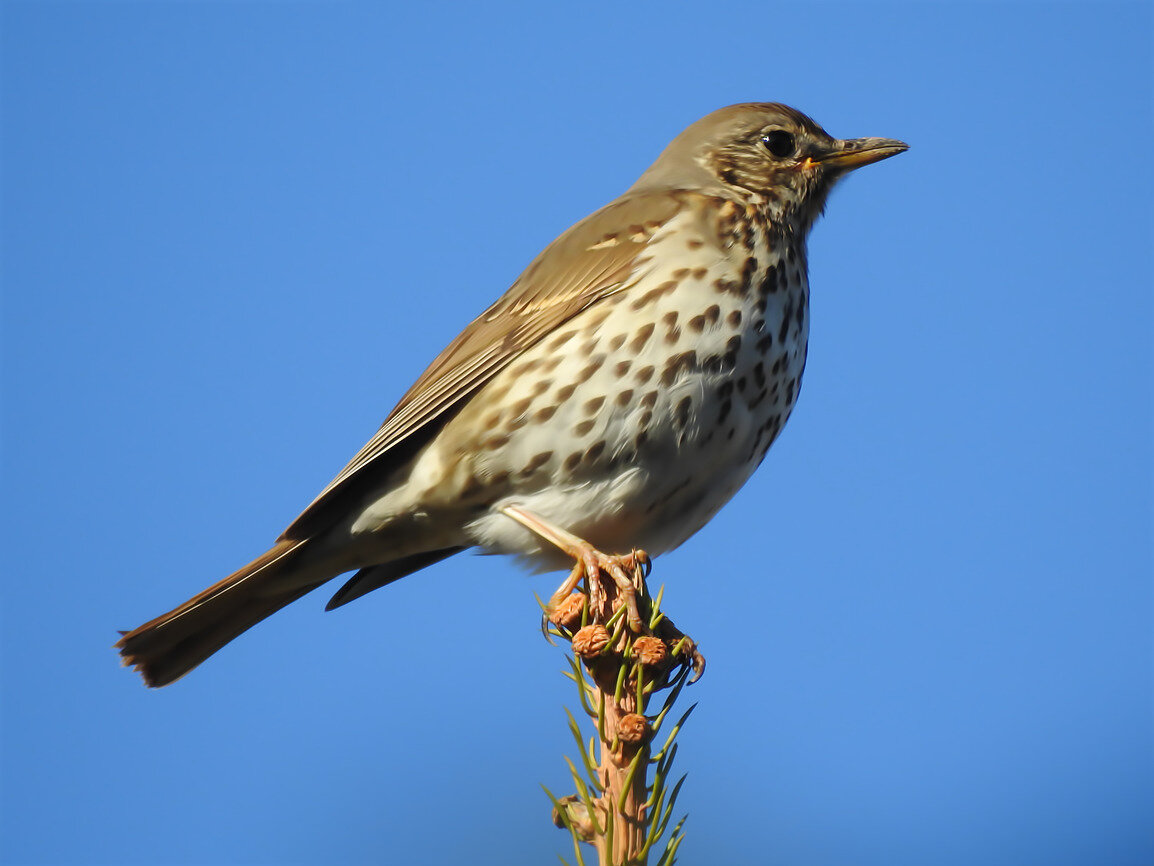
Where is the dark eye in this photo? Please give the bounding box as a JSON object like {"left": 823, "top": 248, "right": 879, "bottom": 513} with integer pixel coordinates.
{"left": 761, "top": 130, "right": 795, "bottom": 158}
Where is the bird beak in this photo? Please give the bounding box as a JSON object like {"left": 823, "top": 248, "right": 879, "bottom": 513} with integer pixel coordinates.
{"left": 806, "top": 137, "right": 908, "bottom": 171}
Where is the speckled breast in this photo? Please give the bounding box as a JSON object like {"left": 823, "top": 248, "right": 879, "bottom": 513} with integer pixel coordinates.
{"left": 444, "top": 196, "right": 811, "bottom": 561}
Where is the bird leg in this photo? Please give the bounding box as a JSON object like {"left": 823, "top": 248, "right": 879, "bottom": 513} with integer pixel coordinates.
{"left": 501, "top": 504, "right": 645, "bottom": 632}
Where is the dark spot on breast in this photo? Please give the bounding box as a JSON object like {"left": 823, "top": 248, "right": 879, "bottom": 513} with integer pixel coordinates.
{"left": 630, "top": 281, "right": 680, "bottom": 310}
{"left": 583, "top": 396, "right": 605, "bottom": 415}
{"left": 482, "top": 434, "right": 510, "bottom": 450}
{"left": 661, "top": 351, "right": 698, "bottom": 386}
{"left": 541, "top": 357, "right": 563, "bottom": 374}
{"left": 740, "top": 256, "right": 758, "bottom": 292}
{"left": 713, "top": 277, "right": 740, "bottom": 295}
{"left": 574, "top": 418, "right": 596, "bottom": 436}
{"left": 756, "top": 333, "right": 774, "bottom": 353}
{"left": 674, "top": 395, "right": 692, "bottom": 429}
{"left": 534, "top": 405, "right": 557, "bottom": 422}
{"left": 615, "top": 360, "right": 632, "bottom": 377}
{"left": 550, "top": 330, "right": 578, "bottom": 350}
{"left": 727, "top": 309, "right": 742, "bottom": 328}
{"left": 556, "top": 383, "right": 577, "bottom": 402}
{"left": 663, "top": 311, "right": 679, "bottom": 327}
{"left": 609, "top": 334, "right": 627, "bottom": 351}
{"left": 758, "top": 265, "right": 778, "bottom": 295}
{"left": 630, "top": 323, "right": 655, "bottom": 352}
{"left": 615, "top": 389, "right": 634, "bottom": 407}
{"left": 585, "top": 440, "right": 606, "bottom": 462}
{"left": 687, "top": 314, "right": 705, "bottom": 333}
{"left": 520, "top": 451, "right": 553, "bottom": 476}
{"left": 664, "top": 326, "right": 681, "bottom": 345}
{"left": 640, "top": 391, "right": 658, "bottom": 409}
{"left": 752, "top": 362, "right": 766, "bottom": 388}
{"left": 717, "top": 398, "right": 732, "bottom": 424}
{"left": 563, "top": 452, "right": 583, "bottom": 473}
{"left": 745, "top": 437, "right": 761, "bottom": 464}
{"left": 575, "top": 356, "right": 605, "bottom": 384}
{"left": 778, "top": 297, "right": 793, "bottom": 343}
{"left": 635, "top": 365, "right": 655, "bottom": 384}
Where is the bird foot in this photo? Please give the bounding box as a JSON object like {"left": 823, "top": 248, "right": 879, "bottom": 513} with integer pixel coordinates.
{"left": 650, "top": 610, "right": 706, "bottom": 683}
{"left": 569, "top": 547, "right": 649, "bottom": 633}
{"left": 502, "top": 505, "right": 646, "bottom": 632}
{"left": 502, "top": 504, "right": 705, "bottom": 680}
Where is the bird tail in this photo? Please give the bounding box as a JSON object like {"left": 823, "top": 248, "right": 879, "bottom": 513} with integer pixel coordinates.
{"left": 115, "top": 539, "right": 324, "bottom": 688}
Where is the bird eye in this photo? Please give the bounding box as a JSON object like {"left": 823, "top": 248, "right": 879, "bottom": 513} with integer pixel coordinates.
{"left": 761, "top": 130, "right": 795, "bottom": 159}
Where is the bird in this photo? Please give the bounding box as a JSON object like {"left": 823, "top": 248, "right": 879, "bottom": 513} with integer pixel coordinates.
{"left": 117, "top": 103, "right": 907, "bottom": 687}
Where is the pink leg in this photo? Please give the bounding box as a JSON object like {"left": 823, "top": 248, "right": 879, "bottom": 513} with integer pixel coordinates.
{"left": 501, "top": 505, "right": 645, "bottom": 632}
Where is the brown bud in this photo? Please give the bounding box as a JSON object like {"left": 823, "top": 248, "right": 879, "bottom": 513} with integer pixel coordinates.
{"left": 549, "top": 592, "right": 587, "bottom": 629}
{"left": 617, "top": 713, "right": 649, "bottom": 744}
{"left": 631, "top": 636, "right": 668, "bottom": 667}
{"left": 571, "top": 624, "right": 611, "bottom": 657}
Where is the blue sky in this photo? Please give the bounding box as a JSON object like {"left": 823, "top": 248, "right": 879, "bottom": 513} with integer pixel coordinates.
{"left": 2, "top": 2, "right": 1151, "bottom": 865}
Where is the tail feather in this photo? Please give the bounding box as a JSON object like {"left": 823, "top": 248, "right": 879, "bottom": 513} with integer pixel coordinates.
{"left": 116, "top": 539, "right": 323, "bottom": 687}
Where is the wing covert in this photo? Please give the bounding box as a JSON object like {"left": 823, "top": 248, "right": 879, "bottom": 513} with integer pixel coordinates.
{"left": 281, "top": 191, "right": 686, "bottom": 540}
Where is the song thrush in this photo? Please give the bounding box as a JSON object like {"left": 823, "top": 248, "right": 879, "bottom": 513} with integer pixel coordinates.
{"left": 117, "top": 103, "right": 906, "bottom": 686}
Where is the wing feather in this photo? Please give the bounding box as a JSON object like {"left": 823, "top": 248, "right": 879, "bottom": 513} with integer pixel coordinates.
{"left": 281, "top": 191, "right": 685, "bottom": 540}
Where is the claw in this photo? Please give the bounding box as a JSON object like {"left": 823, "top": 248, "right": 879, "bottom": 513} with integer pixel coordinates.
{"left": 502, "top": 505, "right": 646, "bottom": 632}
{"left": 687, "top": 647, "right": 706, "bottom": 683}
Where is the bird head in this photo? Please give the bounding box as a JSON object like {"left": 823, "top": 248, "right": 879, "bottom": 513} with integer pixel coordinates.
{"left": 632, "top": 102, "right": 907, "bottom": 234}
